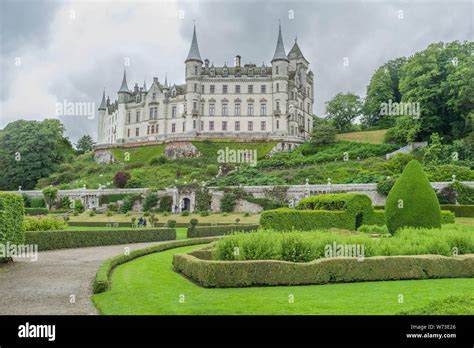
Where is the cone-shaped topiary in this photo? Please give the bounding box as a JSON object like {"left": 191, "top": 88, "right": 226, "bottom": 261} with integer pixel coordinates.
{"left": 385, "top": 160, "right": 441, "bottom": 234}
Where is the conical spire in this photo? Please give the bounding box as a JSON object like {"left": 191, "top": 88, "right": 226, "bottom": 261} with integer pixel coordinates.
{"left": 289, "top": 37, "right": 308, "bottom": 63}
{"left": 185, "top": 24, "right": 203, "bottom": 63}
{"left": 272, "top": 22, "right": 288, "bottom": 62}
{"left": 118, "top": 69, "right": 129, "bottom": 93}
{"left": 98, "top": 89, "right": 106, "bottom": 110}
{"left": 164, "top": 73, "right": 168, "bottom": 88}
{"left": 142, "top": 79, "right": 147, "bottom": 92}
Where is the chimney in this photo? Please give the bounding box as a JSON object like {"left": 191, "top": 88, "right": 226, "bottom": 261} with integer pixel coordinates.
{"left": 204, "top": 59, "right": 209, "bottom": 68}
{"left": 235, "top": 55, "right": 241, "bottom": 67}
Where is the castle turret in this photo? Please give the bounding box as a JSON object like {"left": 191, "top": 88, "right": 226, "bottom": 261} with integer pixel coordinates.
{"left": 185, "top": 24, "right": 202, "bottom": 131}
{"left": 97, "top": 89, "right": 106, "bottom": 143}
{"left": 271, "top": 23, "right": 289, "bottom": 134}
{"left": 118, "top": 69, "right": 130, "bottom": 104}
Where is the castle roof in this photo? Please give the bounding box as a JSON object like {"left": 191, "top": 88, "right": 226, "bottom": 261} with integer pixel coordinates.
{"left": 272, "top": 23, "right": 288, "bottom": 62}
{"left": 98, "top": 90, "right": 106, "bottom": 110}
{"left": 288, "top": 38, "right": 309, "bottom": 63}
{"left": 118, "top": 69, "right": 130, "bottom": 93}
{"left": 185, "top": 25, "right": 203, "bottom": 63}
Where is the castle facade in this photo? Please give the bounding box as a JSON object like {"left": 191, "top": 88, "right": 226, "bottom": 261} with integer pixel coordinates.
{"left": 97, "top": 24, "right": 314, "bottom": 146}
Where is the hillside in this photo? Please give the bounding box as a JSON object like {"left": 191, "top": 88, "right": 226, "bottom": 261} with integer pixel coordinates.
{"left": 336, "top": 129, "right": 387, "bottom": 144}
{"left": 35, "top": 139, "right": 474, "bottom": 190}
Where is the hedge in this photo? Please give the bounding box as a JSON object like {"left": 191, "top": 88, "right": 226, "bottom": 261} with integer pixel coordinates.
{"left": 67, "top": 221, "right": 255, "bottom": 228}
{"left": 25, "top": 208, "right": 48, "bottom": 215}
{"left": 25, "top": 228, "right": 176, "bottom": 251}
{"left": 93, "top": 237, "right": 219, "bottom": 294}
{"left": 173, "top": 252, "right": 474, "bottom": 288}
{"left": 187, "top": 224, "right": 259, "bottom": 238}
{"left": 260, "top": 208, "right": 355, "bottom": 231}
{"left": 0, "top": 193, "right": 25, "bottom": 257}
{"left": 440, "top": 205, "right": 474, "bottom": 218}
{"left": 99, "top": 194, "right": 132, "bottom": 205}
{"left": 385, "top": 160, "right": 441, "bottom": 234}
{"left": 261, "top": 209, "right": 454, "bottom": 231}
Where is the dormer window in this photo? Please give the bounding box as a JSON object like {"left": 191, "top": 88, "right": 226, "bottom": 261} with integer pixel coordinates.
{"left": 210, "top": 68, "right": 215, "bottom": 77}
{"left": 223, "top": 68, "right": 228, "bottom": 77}
{"left": 261, "top": 67, "right": 266, "bottom": 76}
{"left": 248, "top": 68, "right": 253, "bottom": 77}
{"left": 172, "top": 90, "right": 176, "bottom": 98}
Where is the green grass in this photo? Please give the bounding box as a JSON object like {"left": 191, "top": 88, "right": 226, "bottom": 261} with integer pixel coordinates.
{"left": 336, "top": 129, "right": 387, "bottom": 144}
{"left": 92, "top": 244, "right": 474, "bottom": 315}
{"left": 111, "top": 145, "right": 166, "bottom": 164}
{"left": 176, "top": 228, "right": 187, "bottom": 240}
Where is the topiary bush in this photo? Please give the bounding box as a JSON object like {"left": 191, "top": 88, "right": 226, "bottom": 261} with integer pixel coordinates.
{"left": 0, "top": 193, "right": 25, "bottom": 261}
{"left": 385, "top": 160, "right": 441, "bottom": 234}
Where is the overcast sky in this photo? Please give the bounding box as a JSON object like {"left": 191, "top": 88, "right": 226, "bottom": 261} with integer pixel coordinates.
{"left": 0, "top": 0, "right": 472, "bottom": 144}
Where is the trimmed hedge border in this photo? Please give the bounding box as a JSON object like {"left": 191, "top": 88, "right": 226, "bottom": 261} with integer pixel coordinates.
{"left": 173, "top": 251, "right": 474, "bottom": 288}
{"left": 187, "top": 224, "right": 259, "bottom": 238}
{"left": 25, "top": 228, "right": 176, "bottom": 251}
{"left": 440, "top": 205, "right": 474, "bottom": 218}
{"left": 68, "top": 221, "right": 255, "bottom": 228}
{"left": 93, "top": 237, "right": 219, "bottom": 294}
{"left": 25, "top": 208, "right": 48, "bottom": 215}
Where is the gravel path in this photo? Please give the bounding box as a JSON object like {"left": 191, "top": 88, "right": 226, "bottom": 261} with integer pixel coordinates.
{"left": 0, "top": 241, "right": 166, "bottom": 315}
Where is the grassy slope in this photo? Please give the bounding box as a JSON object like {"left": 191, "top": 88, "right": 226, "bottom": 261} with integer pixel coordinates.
{"left": 92, "top": 244, "right": 474, "bottom": 315}
{"left": 336, "top": 130, "right": 387, "bottom": 144}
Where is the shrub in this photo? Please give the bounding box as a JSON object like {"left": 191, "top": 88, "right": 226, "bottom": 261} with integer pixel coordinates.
{"left": 99, "top": 194, "right": 131, "bottom": 205}
{"left": 22, "top": 194, "right": 32, "bottom": 208}
{"left": 60, "top": 196, "right": 72, "bottom": 209}
{"left": 73, "top": 199, "right": 83, "bottom": 213}
{"left": 106, "top": 211, "right": 113, "bottom": 217}
{"left": 260, "top": 208, "right": 354, "bottom": 231}
{"left": 0, "top": 193, "right": 25, "bottom": 260}
{"left": 159, "top": 196, "right": 173, "bottom": 212}
{"left": 167, "top": 220, "right": 177, "bottom": 228}
{"left": 119, "top": 195, "right": 136, "bottom": 214}
{"left": 24, "top": 208, "right": 48, "bottom": 215}
{"left": 195, "top": 189, "right": 212, "bottom": 212}
{"left": 42, "top": 187, "right": 58, "bottom": 209}
{"left": 31, "top": 197, "right": 45, "bottom": 208}
{"left": 189, "top": 218, "right": 199, "bottom": 227}
{"left": 235, "top": 218, "right": 240, "bottom": 224}
{"left": 385, "top": 160, "right": 441, "bottom": 234}
{"left": 143, "top": 193, "right": 158, "bottom": 211}
{"left": 280, "top": 233, "right": 320, "bottom": 262}
{"left": 149, "top": 155, "right": 168, "bottom": 166}
{"left": 437, "top": 186, "right": 457, "bottom": 204}
{"left": 181, "top": 211, "right": 190, "bottom": 216}
{"left": 24, "top": 217, "right": 66, "bottom": 231}
{"left": 377, "top": 177, "right": 397, "bottom": 196}
{"left": 89, "top": 211, "right": 96, "bottom": 217}
{"left": 125, "top": 177, "right": 144, "bottom": 188}
{"left": 113, "top": 171, "right": 130, "bottom": 188}
{"left": 220, "top": 192, "right": 236, "bottom": 212}
{"left": 200, "top": 211, "right": 210, "bottom": 217}
{"left": 357, "top": 224, "right": 389, "bottom": 234}
{"left": 440, "top": 204, "right": 474, "bottom": 218}
{"left": 206, "top": 164, "right": 219, "bottom": 176}
{"left": 187, "top": 224, "right": 258, "bottom": 238}
{"left": 452, "top": 182, "right": 474, "bottom": 205}
{"left": 25, "top": 228, "right": 176, "bottom": 251}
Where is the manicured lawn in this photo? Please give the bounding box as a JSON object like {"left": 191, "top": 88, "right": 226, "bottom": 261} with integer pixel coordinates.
{"left": 68, "top": 212, "right": 259, "bottom": 224}
{"left": 336, "top": 129, "right": 387, "bottom": 144}
{"left": 457, "top": 217, "right": 474, "bottom": 226}
{"left": 92, "top": 244, "right": 474, "bottom": 315}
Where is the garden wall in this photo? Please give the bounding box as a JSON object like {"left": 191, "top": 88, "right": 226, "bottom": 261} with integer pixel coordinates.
{"left": 173, "top": 252, "right": 474, "bottom": 288}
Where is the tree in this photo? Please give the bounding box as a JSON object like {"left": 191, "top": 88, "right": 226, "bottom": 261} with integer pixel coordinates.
{"left": 325, "top": 92, "right": 362, "bottom": 131}
{"left": 362, "top": 58, "right": 406, "bottom": 127}
{"left": 399, "top": 41, "right": 473, "bottom": 141}
{"left": 76, "top": 135, "right": 95, "bottom": 154}
{"left": 384, "top": 116, "right": 421, "bottom": 145}
{"left": 385, "top": 160, "right": 441, "bottom": 234}
{"left": 0, "top": 119, "right": 74, "bottom": 190}
{"left": 310, "top": 120, "right": 336, "bottom": 145}
{"left": 42, "top": 187, "right": 58, "bottom": 210}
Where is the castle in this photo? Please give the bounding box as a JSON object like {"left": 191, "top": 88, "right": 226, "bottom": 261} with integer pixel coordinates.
{"left": 97, "top": 24, "right": 314, "bottom": 147}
